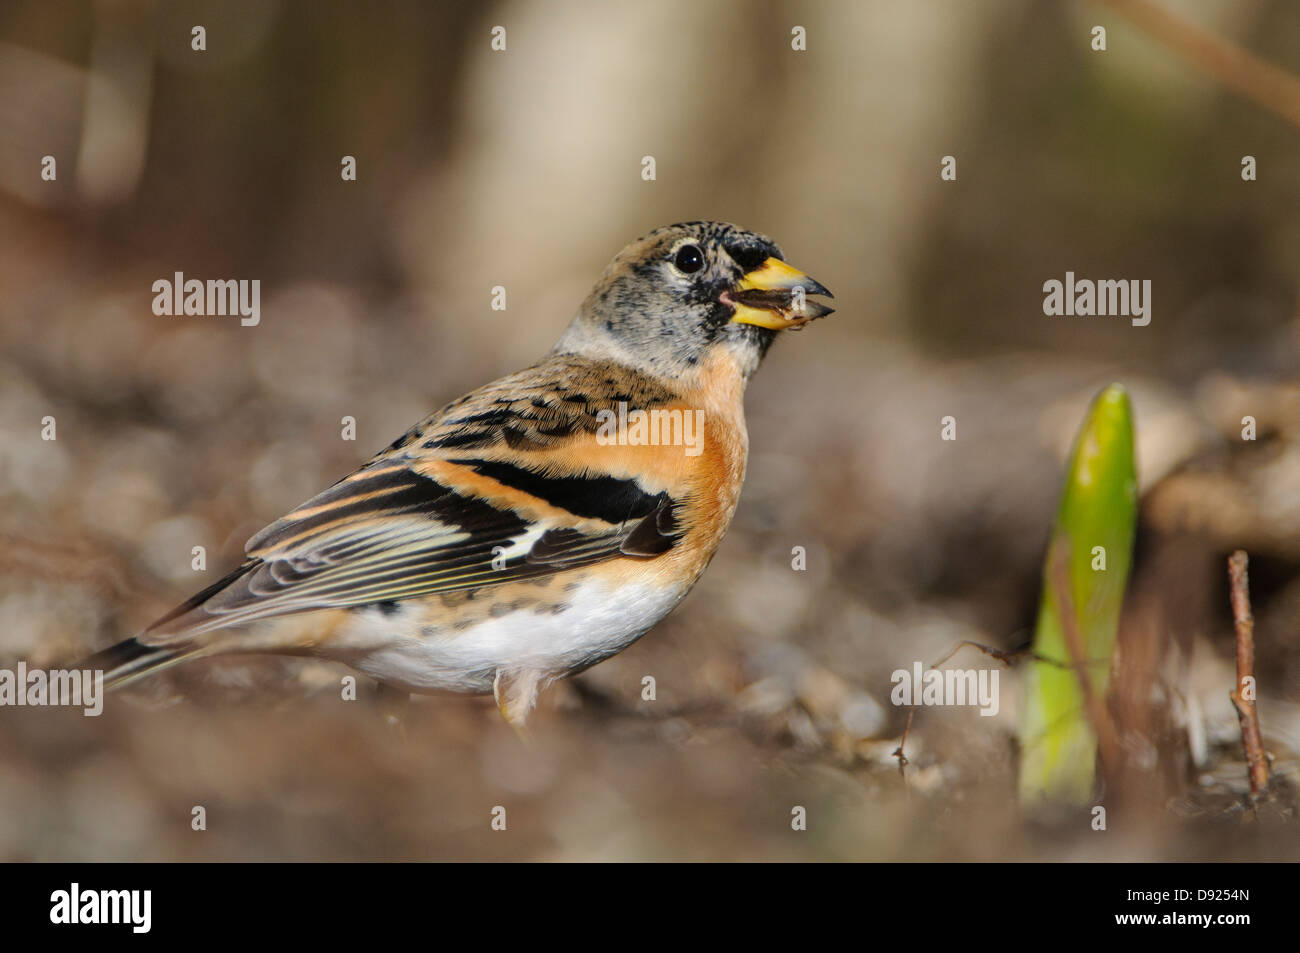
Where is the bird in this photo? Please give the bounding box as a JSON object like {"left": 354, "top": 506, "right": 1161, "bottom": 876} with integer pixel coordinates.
{"left": 84, "top": 222, "right": 834, "bottom": 727}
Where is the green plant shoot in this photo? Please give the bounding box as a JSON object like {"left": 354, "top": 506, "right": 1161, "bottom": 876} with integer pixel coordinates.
{"left": 1019, "top": 384, "right": 1137, "bottom": 806}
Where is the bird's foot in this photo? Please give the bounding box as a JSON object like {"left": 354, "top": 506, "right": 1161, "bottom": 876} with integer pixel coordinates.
{"left": 493, "top": 668, "right": 544, "bottom": 743}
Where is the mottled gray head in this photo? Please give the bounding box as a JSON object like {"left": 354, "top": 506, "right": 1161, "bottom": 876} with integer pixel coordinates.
{"left": 553, "top": 221, "right": 833, "bottom": 380}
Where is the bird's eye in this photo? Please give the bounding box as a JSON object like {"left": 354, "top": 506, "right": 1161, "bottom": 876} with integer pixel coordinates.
{"left": 673, "top": 244, "right": 705, "bottom": 274}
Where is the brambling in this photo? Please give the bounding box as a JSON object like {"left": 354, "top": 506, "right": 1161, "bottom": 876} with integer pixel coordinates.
{"left": 86, "top": 222, "right": 833, "bottom": 726}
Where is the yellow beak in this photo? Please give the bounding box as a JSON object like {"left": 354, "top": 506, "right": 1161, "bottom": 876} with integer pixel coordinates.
{"left": 726, "top": 258, "right": 834, "bottom": 331}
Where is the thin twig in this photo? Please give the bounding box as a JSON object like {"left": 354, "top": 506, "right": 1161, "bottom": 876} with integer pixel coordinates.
{"left": 1227, "top": 550, "right": 1269, "bottom": 799}
{"left": 934, "top": 639, "right": 1094, "bottom": 672}
{"left": 931, "top": 639, "right": 1026, "bottom": 669}
{"left": 1096, "top": 0, "right": 1300, "bottom": 129}
{"left": 892, "top": 708, "right": 914, "bottom": 781}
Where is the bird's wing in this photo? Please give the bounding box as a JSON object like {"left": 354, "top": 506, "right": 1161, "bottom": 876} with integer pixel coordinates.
{"left": 141, "top": 356, "right": 687, "bottom": 644}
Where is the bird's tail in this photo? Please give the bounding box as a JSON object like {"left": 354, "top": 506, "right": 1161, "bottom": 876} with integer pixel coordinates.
{"left": 80, "top": 637, "right": 205, "bottom": 691}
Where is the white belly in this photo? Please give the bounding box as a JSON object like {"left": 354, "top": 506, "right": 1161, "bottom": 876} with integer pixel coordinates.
{"left": 333, "top": 578, "right": 688, "bottom": 694}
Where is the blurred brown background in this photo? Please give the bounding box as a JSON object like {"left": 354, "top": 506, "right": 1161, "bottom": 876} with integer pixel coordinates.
{"left": 1, "top": 0, "right": 1298, "bottom": 860}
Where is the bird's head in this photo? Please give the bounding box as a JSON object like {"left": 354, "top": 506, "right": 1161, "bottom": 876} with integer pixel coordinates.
{"left": 554, "top": 221, "right": 834, "bottom": 380}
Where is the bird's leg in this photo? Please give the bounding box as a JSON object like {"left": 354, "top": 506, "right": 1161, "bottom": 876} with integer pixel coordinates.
{"left": 493, "top": 668, "right": 543, "bottom": 740}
